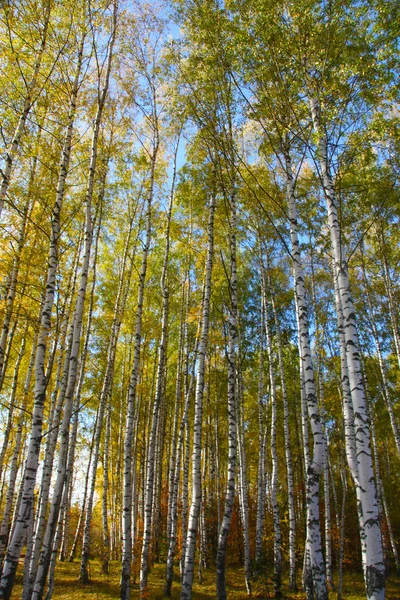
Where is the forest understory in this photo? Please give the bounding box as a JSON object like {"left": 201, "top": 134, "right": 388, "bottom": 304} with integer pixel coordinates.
{"left": 9, "top": 562, "right": 400, "bottom": 600}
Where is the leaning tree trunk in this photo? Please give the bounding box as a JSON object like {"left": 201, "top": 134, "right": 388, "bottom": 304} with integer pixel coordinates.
{"left": 310, "top": 96, "right": 384, "bottom": 600}
{"left": 0, "top": 329, "right": 36, "bottom": 566}
{"left": 31, "top": 14, "right": 116, "bottom": 591}
{"left": 0, "top": 0, "right": 51, "bottom": 219}
{"left": 180, "top": 192, "right": 215, "bottom": 600}
{"left": 31, "top": 149, "right": 99, "bottom": 600}
{"left": 360, "top": 252, "right": 400, "bottom": 457}
{"left": 0, "top": 131, "right": 41, "bottom": 389}
{"left": 25, "top": 239, "right": 82, "bottom": 598}
{"left": 0, "top": 32, "right": 85, "bottom": 600}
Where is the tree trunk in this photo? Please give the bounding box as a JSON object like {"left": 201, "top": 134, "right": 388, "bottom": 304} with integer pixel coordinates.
{"left": 310, "top": 96, "right": 384, "bottom": 600}
{"left": 0, "top": 32, "right": 85, "bottom": 599}
{"left": 0, "top": 0, "right": 51, "bottom": 219}
{"left": 121, "top": 141, "right": 158, "bottom": 600}
{"left": 261, "top": 265, "right": 282, "bottom": 598}
{"left": 270, "top": 292, "right": 297, "bottom": 590}
{"left": 283, "top": 145, "right": 327, "bottom": 600}
{"left": 216, "top": 187, "right": 238, "bottom": 600}
{"left": 139, "top": 134, "right": 175, "bottom": 598}
{"left": 180, "top": 192, "right": 215, "bottom": 600}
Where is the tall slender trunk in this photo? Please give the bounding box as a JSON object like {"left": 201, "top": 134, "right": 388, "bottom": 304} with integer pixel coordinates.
{"left": 236, "top": 351, "right": 252, "bottom": 596}
{"left": 337, "top": 463, "right": 347, "bottom": 600}
{"left": 139, "top": 134, "right": 175, "bottom": 598}
{"left": 31, "top": 14, "right": 117, "bottom": 590}
{"left": 310, "top": 96, "right": 384, "bottom": 600}
{"left": 0, "top": 328, "right": 36, "bottom": 565}
{"left": 164, "top": 278, "right": 190, "bottom": 597}
{"left": 0, "top": 0, "right": 51, "bottom": 219}
{"left": 0, "top": 335, "right": 26, "bottom": 484}
{"left": 261, "top": 266, "right": 282, "bottom": 598}
{"left": 270, "top": 292, "right": 296, "bottom": 590}
{"left": 68, "top": 409, "right": 98, "bottom": 563}
{"left": 216, "top": 189, "right": 238, "bottom": 600}
{"left": 0, "top": 33, "right": 85, "bottom": 600}
{"left": 101, "top": 401, "right": 112, "bottom": 574}
{"left": 0, "top": 137, "right": 40, "bottom": 388}
{"left": 283, "top": 145, "right": 327, "bottom": 600}
{"left": 362, "top": 360, "right": 400, "bottom": 575}
{"left": 79, "top": 185, "right": 136, "bottom": 584}
{"left": 379, "top": 230, "right": 400, "bottom": 370}
{"left": 58, "top": 264, "right": 96, "bottom": 565}
{"left": 180, "top": 193, "right": 215, "bottom": 600}
{"left": 25, "top": 239, "right": 82, "bottom": 597}
{"left": 360, "top": 253, "right": 400, "bottom": 456}
{"left": 121, "top": 141, "right": 158, "bottom": 599}
{"left": 254, "top": 307, "right": 266, "bottom": 575}
{"left": 31, "top": 161, "right": 99, "bottom": 600}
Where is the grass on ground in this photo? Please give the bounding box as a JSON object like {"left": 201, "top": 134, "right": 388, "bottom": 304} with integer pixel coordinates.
{"left": 11, "top": 560, "right": 400, "bottom": 599}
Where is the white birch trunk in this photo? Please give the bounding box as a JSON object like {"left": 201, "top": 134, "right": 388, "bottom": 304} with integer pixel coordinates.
{"left": 310, "top": 97, "right": 384, "bottom": 599}
{"left": 283, "top": 146, "right": 327, "bottom": 600}
{"left": 79, "top": 186, "right": 135, "bottom": 583}
{"left": 361, "top": 256, "right": 400, "bottom": 456}
{"left": 68, "top": 408, "right": 98, "bottom": 563}
{"left": 254, "top": 312, "right": 266, "bottom": 575}
{"left": 216, "top": 190, "right": 238, "bottom": 600}
{"left": 0, "top": 0, "right": 51, "bottom": 219}
{"left": 139, "top": 136, "right": 173, "bottom": 597}
{"left": 164, "top": 278, "right": 189, "bottom": 596}
{"left": 270, "top": 292, "right": 297, "bottom": 590}
{"left": 0, "top": 336, "right": 26, "bottom": 485}
{"left": 261, "top": 267, "right": 282, "bottom": 597}
{"left": 0, "top": 151, "right": 38, "bottom": 388}
{"left": 0, "top": 33, "right": 84, "bottom": 599}
{"left": 121, "top": 150, "right": 157, "bottom": 599}
{"left": 31, "top": 17, "right": 116, "bottom": 590}
{"left": 180, "top": 193, "right": 215, "bottom": 600}
{"left": 236, "top": 357, "right": 252, "bottom": 596}
{"left": 0, "top": 330, "right": 36, "bottom": 565}
{"left": 380, "top": 233, "right": 400, "bottom": 370}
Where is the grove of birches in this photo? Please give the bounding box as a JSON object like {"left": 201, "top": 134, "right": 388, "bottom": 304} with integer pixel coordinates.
{"left": 0, "top": 1, "right": 399, "bottom": 599}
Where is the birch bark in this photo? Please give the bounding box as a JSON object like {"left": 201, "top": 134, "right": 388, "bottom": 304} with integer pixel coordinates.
{"left": 0, "top": 32, "right": 85, "bottom": 599}
{"left": 216, "top": 189, "right": 238, "bottom": 600}
{"left": 0, "top": 0, "right": 51, "bottom": 219}
{"left": 261, "top": 266, "right": 282, "bottom": 597}
{"left": 310, "top": 96, "right": 384, "bottom": 600}
{"left": 270, "top": 292, "right": 296, "bottom": 590}
{"left": 31, "top": 11, "right": 116, "bottom": 590}
{"left": 236, "top": 356, "right": 252, "bottom": 596}
{"left": 79, "top": 192, "right": 136, "bottom": 583}
{"left": 120, "top": 140, "right": 158, "bottom": 600}
{"left": 139, "top": 136, "right": 176, "bottom": 597}
{"left": 180, "top": 192, "right": 215, "bottom": 600}
{"left": 283, "top": 145, "right": 327, "bottom": 600}
{"left": 254, "top": 311, "right": 266, "bottom": 576}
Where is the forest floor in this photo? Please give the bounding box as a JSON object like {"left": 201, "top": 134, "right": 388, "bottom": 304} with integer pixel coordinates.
{"left": 11, "top": 561, "right": 400, "bottom": 599}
